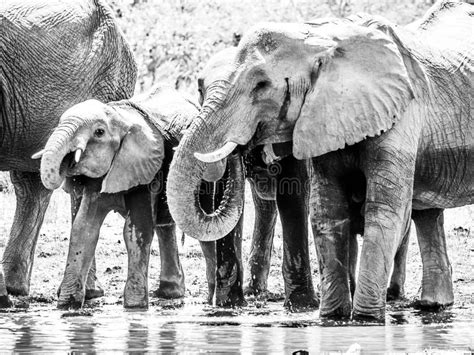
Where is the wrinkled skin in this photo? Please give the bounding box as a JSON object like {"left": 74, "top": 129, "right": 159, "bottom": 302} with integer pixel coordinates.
{"left": 167, "top": 2, "right": 473, "bottom": 321}
{"left": 0, "top": 0, "right": 136, "bottom": 306}
{"left": 36, "top": 86, "right": 199, "bottom": 308}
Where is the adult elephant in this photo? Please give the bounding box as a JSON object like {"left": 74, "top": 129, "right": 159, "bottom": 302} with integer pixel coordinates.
{"left": 167, "top": 1, "right": 473, "bottom": 321}
{"left": 195, "top": 49, "right": 318, "bottom": 309}
{"left": 0, "top": 0, "right": 136, "bottom": 307}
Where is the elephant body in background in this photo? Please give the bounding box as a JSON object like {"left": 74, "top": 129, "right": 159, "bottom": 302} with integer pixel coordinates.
{"left": 167, "top": 1, "right": 473, "bottom": 321}
{"left": 0, "top": 0, "right": 136, "bottom": 307}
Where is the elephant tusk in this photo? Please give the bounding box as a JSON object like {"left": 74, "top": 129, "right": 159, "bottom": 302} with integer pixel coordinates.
{"left": 194, "top": 141, "right": 238, "bottom": 163}
{"left": 31, "top": 149, "right": 45, "bottom": 159}
{"left": 74, "top": 148, "right": 83, "bottom": 163}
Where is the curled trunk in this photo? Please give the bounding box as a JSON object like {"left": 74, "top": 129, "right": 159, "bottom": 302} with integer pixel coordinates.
{"left": 167, "top": 124, "right": 245, "bottom": 241}
{"left": 40, "top": 119, "right": 83, "bottom": 190}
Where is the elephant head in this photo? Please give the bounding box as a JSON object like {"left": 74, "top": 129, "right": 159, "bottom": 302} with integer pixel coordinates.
{"left": 35, "top": 99, "right": 164, "bottom": 194}
{"left": 167, "top": 18, "right": 414, "bottom": 240}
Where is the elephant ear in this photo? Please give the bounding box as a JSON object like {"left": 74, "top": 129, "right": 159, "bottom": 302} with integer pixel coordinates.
{"left": 101, "top": 123, "right": 164, "bottom": 194}
{"left": 293, "top": 22, "right": 414, "bottom": 159}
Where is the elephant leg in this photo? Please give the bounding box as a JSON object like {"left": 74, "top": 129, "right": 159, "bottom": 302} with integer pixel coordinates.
{"left": 412, "top": 208, "right": 454, "bottom": 309}
{"left": 122, "top": 187, "right": 154, "bottom": 308}
{"left": 153, "top": 224, "right": 185, "bottom": 299}
{"left": 352, "top": 143, "right": 415, "bottom": 321}
{"left": 311, "top": 160, "right": 352, "bottom": 318}
{"left": 387, "top": 219, "right": 411, "bottom": 301}
{"left": 3, "top": 171, "right": 52, "bottom": 296}
{"left": 57, "top": 182, "right": 112, "bottom": 309}
{"left": 348, "top": 232, "right": 358, "bottom": 299}
{"left": 277, "top": 157, "right": 319, "bottom": 310}
{"left": 67, "top": 179, "right": 104, "bottom": 300}
{"left": 200, "top": 241, "right": 216, "bottom": 304}
{"left": 215, "top": 214, "right": 246, "bottom": 307}
{"left": 0, "top": 271, "right": 12, "bottom": 308}
{"left": 244, "top": 182, "right": 277, "bottom": 297}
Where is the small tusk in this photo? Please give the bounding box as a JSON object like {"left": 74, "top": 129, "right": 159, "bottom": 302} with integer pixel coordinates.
{"left": 74, "top": 148, "right": 83, "bottom": 163}
{"left": 194, "top": 141, "right": 238, "bottom": 163}
{"left": 31, "top": 149, "right": 45, "bottom": 159}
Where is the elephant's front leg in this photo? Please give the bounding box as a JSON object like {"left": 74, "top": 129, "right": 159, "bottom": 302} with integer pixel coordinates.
{"left": 278, "top": 157, "right": 319, "bottom": 310}
{"left": 122, "top": 187, "right": 154, "bottom": 308}
{"left": 57, "top": 184, "right": 111, "bottom": 309}
{"left": 200, "top": 241, "right": 216, "bottom": 304}
{"left": 153, "top": 224, "right": 185, "bottom": 299}
{"left": 412, "top": 208, "right": 454, "bottom": 309}
{"left": 352, "top": 144, "right": 415, "bottom": 321}
{"left": 68, "top": 179, "right": 104, "bottom": 300}
{"left": 244, "top": 183, "right": 277, "bottom": 297}
{"left": 311, "top": 158, "right": 352, "bottom": 318}
{"left": 215, "top": 214, "right": 247, "bottom": 307}
{"left": 3, "top": 171, "right": 52, "bottom": 296}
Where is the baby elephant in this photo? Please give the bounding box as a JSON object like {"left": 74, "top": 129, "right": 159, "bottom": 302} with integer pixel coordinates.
{"left": 35, "top": 85, "right": 198, "bottom": 308}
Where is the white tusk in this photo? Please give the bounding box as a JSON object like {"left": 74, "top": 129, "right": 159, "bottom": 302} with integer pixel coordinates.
{"left": 194, "top": 142, "right": 238, "bottom": 163}
{"left": 74, "top": 148, "right": 83, "bottom": 163}
{"left": 31, "top": 149, "right": 45, "bottom": 159}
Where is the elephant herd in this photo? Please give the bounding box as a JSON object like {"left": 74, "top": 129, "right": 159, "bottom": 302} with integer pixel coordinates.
{"left": 1, "top": 0, "right": 472, "bottom": 322}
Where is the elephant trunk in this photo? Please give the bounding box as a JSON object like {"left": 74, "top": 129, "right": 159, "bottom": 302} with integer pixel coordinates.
{"left": 40, "top": 118, "right": 86, "bottom": 190}
{"left": 167, "top": 103, "right": 245, "bottom": 241}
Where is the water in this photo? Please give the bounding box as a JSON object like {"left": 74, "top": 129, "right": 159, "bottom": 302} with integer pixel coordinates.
{"left": 1, "top": 300, "right": 473, "bottom": 353}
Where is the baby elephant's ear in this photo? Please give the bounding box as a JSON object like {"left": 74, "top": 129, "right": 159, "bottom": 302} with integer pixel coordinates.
{"left": 101, "top": 124, "right": 164, "bottom": 194}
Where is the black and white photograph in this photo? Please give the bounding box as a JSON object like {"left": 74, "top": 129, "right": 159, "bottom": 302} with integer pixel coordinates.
{"left": 0, "top": 0, "right": 473, "bottom": 352}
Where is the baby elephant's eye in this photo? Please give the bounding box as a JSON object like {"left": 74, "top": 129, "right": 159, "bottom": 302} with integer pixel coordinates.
{"left": 252, "top": 80, "right": 270, "bottom": 95}
{"left": 94, "top": 128, "right": 105, "bottom": 138}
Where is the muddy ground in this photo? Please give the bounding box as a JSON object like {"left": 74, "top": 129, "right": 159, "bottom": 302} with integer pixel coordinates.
{"left": 1, "top": 181, "right": 472, "bottom": 314}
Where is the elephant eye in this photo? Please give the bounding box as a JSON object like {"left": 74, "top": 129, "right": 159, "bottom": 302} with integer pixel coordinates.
{"left": 94, "top": 128, "right": 105, "bottom": 138}
{"left": 253, "top": 81, "right": 269, "bottom": 93}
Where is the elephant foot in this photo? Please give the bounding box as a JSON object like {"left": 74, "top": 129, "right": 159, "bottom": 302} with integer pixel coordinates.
{"left": 351, "top": 306, "right": 385, "bottom": 323}
{"left": 386, "top": 284, "right": 405, "bottom": 301}
{"left": 414, "top": 269, "right": 454, "bottom": 311}
{"left": 85, "top": 277, "right": 105, "bottom": 300}
{"left": 5, "top": 278, "right": 29, "bottom": 297}
{"left": 57, "top": 292, "right": 84, "bottom": 310}
{"left": 124, "top": 277, "right": 148, "bottom": 309}
{"left": 319, "top": 299, "right": 352, "bottom": 320}
{"left": 284, "top": 290, "right": 320, "bottom": 311}
{"left": 153, "top": 280, "right": 185, "bottom": 299}
{"left": 216, "top": 287, "right": 247, "bottom": 308}
{"left": 0, "top": 295, "right": 13, "bottom": 308}
{"left": 243, "top": 284, "right": 266, "bottom": 297}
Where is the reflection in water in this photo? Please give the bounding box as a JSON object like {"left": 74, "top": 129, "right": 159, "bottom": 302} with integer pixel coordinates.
{"left": 0, "top": 302, "right": 473, "bottom": 353}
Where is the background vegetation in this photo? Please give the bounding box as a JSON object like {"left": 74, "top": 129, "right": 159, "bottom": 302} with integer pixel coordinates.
{"left": 108, "top": 0, "right": 436, "bottom": 95}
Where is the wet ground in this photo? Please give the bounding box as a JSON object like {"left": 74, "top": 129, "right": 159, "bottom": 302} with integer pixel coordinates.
{"left": 1, "top": 298, "right": 473, "bottom": 353}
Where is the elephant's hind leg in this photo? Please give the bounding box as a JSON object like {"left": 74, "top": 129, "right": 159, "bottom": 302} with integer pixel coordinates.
{"left": 387, "top": 219, "right": 411, "bottom": 301}
{"left": 153, "top": 224, "right": 185, "bottom": 299}
{"left": 0, "top": 270, "right": 12, "bottom": 307}
{"left": 3, "top": 171, "right": 52, "bottom": 296}
{"left": 412, "top": 208, "right": 454, "bottom": 310}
